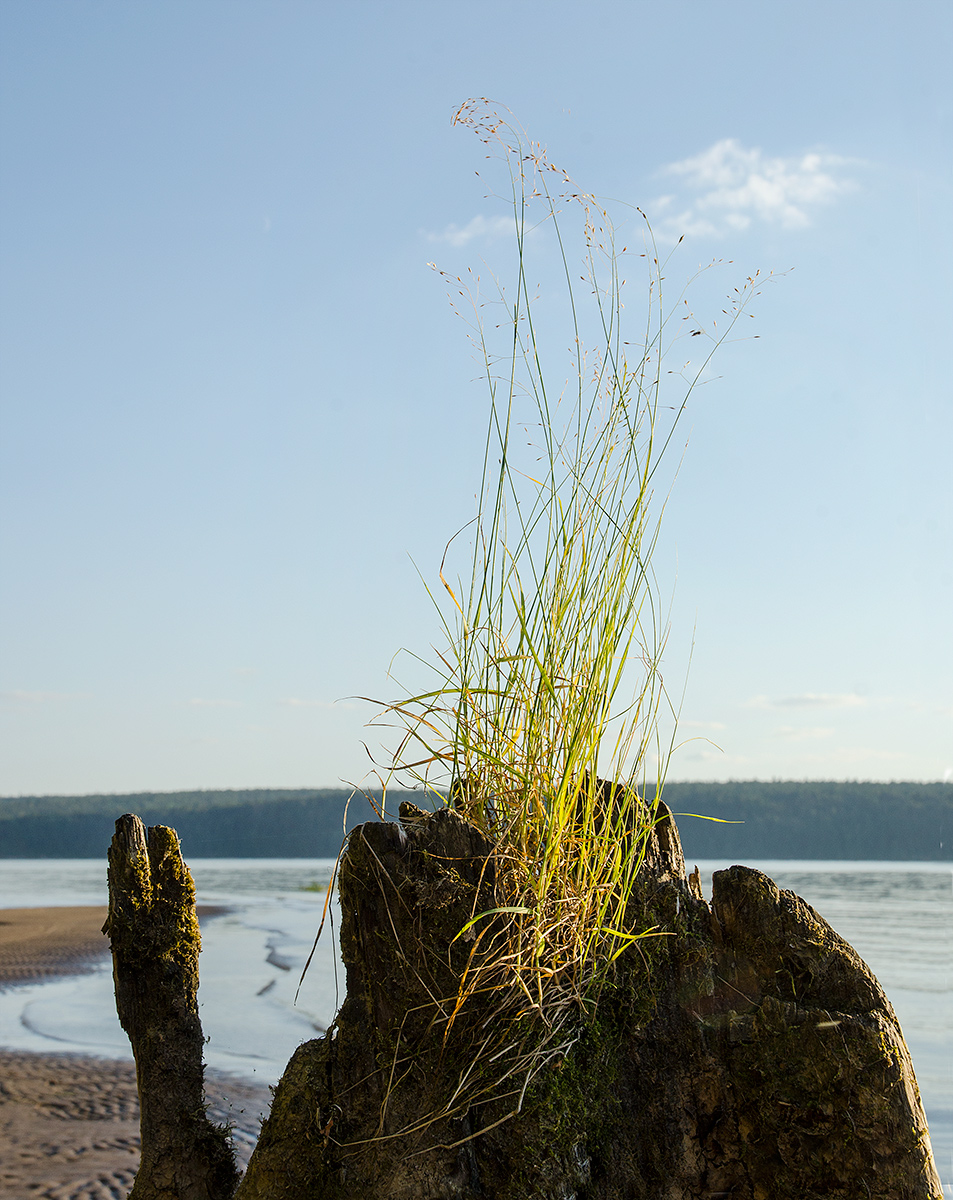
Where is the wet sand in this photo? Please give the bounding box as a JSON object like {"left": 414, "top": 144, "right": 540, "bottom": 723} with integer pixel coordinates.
{"left": 0, "top": 1049, "right": 270, "bottom": 1198}
{"left": 0, "top": 910, "right": 270, "bottom": 1197}
{"left": 0, "top": 907, "right": 111, "bottom": 987}
{"left": 0, "top": 905, "right": 228, "bottom": 987}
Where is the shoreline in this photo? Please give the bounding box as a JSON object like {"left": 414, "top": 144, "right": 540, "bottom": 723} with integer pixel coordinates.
{"left": 0, "top": 903, "right": 231, "bottom": 987}
{"left": 0, "top": 905, "right": 110, "bottom": 987}
{"left": 0, "top": 909, "right": 267, "bottom": 1196}
{"left": 2, "top": 896, "right": 950, "bottom": 1191}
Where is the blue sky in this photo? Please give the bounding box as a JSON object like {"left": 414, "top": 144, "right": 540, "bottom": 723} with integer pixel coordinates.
{"left": 1, "top": 0, "right": 950, "bottom": 795}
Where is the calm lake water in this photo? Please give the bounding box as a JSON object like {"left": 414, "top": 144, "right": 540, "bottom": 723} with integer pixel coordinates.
{"left": 1, "top": 857, "right": 950, "bottom": 1189}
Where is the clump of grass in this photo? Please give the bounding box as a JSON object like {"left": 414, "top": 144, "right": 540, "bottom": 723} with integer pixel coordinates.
{"left": 364, "top": 100, "right": 765, "bottom": 1136}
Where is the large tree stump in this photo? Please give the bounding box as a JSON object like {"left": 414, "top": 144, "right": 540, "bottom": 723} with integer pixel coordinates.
{"left": 106, "top": 804, "right": 942, "bottom": 1198}
{"left": 233, "top": 801, "right": 942, "bottom": 1200}
{"left": 104, "top": 814, "right": 239, "bottom": 1200}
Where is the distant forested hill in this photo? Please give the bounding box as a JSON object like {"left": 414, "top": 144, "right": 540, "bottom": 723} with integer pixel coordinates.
{"left": 664, "top": 781, "right": 951, "bottom": 862}
{"left": 0, "top": 788, "right": 390, "bottom": 859}
{"left": 0, "top": 782, "right": 950, "bottom": 860}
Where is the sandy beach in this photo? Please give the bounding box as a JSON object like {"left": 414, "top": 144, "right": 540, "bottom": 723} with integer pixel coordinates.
{"left": 0, "top": 905, "right": 229, "bottom": 986}
{"left": 0, "top": 907, "right": 111, "bottom": 986}
{"left": 0, "top": 909, "right": 271, "bottom": 1198}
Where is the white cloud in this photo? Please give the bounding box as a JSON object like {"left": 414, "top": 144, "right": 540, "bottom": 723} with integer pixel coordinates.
{"left": 774, "top": 725, "right": 835, "bottom": 742}
{"left": 747, "top": 693, "right": 867, "bottom": 710}
{"left": 424, "top": 214, "right": 514, "bottom": 248}
{"left": 650, "top": 139, "right": 857, "bottom": 239}
{"left": 1, "top": 689, "right": 90, "bottom": 703}
{"left": 188, "top": 698, "right": 241, "bottom": 708}
{"left": 278, "top": 698, "right": 358, "bottom": 711}
{"left": 681, "top": 720, "right": 727, "bottom": 731}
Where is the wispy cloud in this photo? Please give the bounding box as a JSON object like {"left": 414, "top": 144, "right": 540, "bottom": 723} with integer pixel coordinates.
{"left": 747, "top": 693, "right": 867, "bottom": 710}
{"left": 650, "top": 139, "right": 857, "bottom": 238}
{"left": 1, "top": 689, "right": 90, "bottom": 703}
{"left": 774, "top": 725, "right": 835, "bottom": 742}
{"left": 188, "top": 698, "right": 241, "bottom": 708}
{"left": 424, "top": 214, "right": 514, "bottom": 248}
{"left": 681, "top": 719, "right": 727, "bottom": 731}
{"left": 278, "top": 697, "right": 359, "bottom": 711}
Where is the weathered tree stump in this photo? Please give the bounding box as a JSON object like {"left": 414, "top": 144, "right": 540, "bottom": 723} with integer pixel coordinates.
{"left": 104, "top": 814, "right": 239, "bottom": 1200}
{"left": 234, "top": 801, "right": 942, "bottom": 1200}
{"left": 107, "top": 804, "right": 942, "bottom": 1198}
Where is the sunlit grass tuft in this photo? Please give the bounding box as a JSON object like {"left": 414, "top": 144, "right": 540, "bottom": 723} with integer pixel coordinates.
{"left": 361, "top": 100, "right": 766, "bottom": 1134}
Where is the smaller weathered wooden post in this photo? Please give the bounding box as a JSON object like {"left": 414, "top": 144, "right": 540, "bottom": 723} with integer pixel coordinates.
{"left": 104, "top": 814, "right": 238, "bottom": 1200}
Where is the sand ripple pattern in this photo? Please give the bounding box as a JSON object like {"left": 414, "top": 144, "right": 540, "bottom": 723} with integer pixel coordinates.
{"left": 0, "top": 908, "right": 110, "bottom": 986}
{"left": 32, "top": 1168, "right": 138, "bottom": 1200}
{"left": 0, "top": 1050, "right": 271, "bottom": 1198}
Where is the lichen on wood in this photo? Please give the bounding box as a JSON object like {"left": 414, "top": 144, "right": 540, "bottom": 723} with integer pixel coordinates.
{"left": 104, "top": 813, "right": 239, "bottom": 1200}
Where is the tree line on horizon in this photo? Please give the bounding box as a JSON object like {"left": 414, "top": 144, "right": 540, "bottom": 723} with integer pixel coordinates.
{"left": 0, "top": 781, "right": 949, "bottom": 861}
